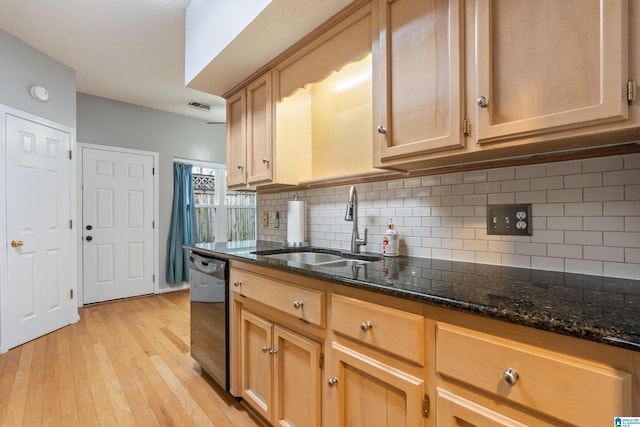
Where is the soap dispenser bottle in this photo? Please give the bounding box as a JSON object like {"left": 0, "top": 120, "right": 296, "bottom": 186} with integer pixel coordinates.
{"left": 382, "top": 218, "right": 399, "bottom": 257}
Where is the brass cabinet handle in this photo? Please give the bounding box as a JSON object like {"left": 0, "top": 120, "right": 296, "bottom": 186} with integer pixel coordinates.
{"left": 10, "top": 240, "right": 24, "bottom": 248}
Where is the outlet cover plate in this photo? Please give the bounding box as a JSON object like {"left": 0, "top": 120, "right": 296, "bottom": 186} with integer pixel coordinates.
{"left": 487, "top": 204, "right": 532, "bottom": 236}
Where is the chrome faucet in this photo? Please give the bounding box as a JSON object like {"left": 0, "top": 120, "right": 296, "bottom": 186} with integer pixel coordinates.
{"left": 344, "top": 185, "right": 367, "bottom": 253}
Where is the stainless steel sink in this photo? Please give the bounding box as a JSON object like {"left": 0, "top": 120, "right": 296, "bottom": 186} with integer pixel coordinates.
{"left": 263, "top": 252, "right": 343, "bottom": 264}
{"left": 256, "top": 250, "right": 375, "bottom": 267}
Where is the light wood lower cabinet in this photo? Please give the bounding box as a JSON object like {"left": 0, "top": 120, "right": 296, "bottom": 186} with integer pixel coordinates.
{"left": 436, "top": 388, "right": 527, "bottom": 427}
{"left": 240, "top": 309, "right": 322, "bottom": 427}
{"left": 326, "top": 342, "right": 427, "bottom": 427}
{"left": 229, "top": 263, "right": 637, "bottom": 427}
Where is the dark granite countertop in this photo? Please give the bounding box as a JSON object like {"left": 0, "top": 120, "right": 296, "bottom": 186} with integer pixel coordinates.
{"left": 187, "top": 240, "right": 640, "bottom": 352}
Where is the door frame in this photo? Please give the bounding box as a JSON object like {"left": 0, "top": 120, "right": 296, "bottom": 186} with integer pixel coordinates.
{"left": 0, "top": 104, "right": 79, "bottom": 353}
{"left": 77, "top": 142, "right": 159, "bottom": 306}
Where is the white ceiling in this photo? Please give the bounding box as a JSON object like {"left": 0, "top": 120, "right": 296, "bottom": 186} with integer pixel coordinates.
{"left": 0, "top": 0, "right": 354, "bottom": 123}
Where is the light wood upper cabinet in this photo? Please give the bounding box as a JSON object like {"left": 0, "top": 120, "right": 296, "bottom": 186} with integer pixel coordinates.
{"left": 227, "top": 71, "right": 283, "bottom": 189}
{"left": 226, "top": 89, "right": 247, "bottom": 188}
{"left": 373, "top": 0, "right": 465, "bottom": 165}
{"left": 475, "top": 0, "right": 629, "bottom": 144}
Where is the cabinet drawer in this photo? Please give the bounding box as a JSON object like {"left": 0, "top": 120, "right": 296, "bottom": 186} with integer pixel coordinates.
{"left": 436, "top": 323, "right": 631, "bottom": 426}
{"left": 331, "top": 294, "right": 424, "bottom": 365}
{"left": 230, "top": 269, "right": 326, "bottom": 327}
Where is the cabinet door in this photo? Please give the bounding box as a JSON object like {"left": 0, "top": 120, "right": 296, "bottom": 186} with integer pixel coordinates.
{"left": 374, "top": 0, "right": 465, "bottom": 164}
{"left": 436, "top": 388, "right": 527, "bottom": 427}
{"left": 227, "top": 90, "right": 247, "bottom": 188}
{"left": 328, "top": 342, "right": 427, "bottom": 427}
{"left": 247, "top": 71, "right": 273, "bottom": 185}
{"left": 273, "top": 325, "right": 322, "bottom": 427}
{"left": 241, "top": 310, "right": 273, "bottom": 421}
{"left": 475, "top": 0, "right": 628, "bottom": 143}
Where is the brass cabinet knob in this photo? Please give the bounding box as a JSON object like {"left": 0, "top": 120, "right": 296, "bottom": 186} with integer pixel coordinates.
{"left": 10, "top": 240, "right": 24, "bottom": 248}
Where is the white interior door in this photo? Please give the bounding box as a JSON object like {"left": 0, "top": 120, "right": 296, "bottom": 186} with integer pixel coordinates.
{"left": 4, "top": 113, "right": 76, "bottom": 351}
{"left": 82, "top": 146, "right": 155, "bottom": 304}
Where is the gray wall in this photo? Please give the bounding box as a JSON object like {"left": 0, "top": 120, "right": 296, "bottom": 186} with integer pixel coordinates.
{"left": 77, "top": 93, "right": 226, "bottom": 290}
{"left": 0, "top": 29, "right": 76, "bottom": 127}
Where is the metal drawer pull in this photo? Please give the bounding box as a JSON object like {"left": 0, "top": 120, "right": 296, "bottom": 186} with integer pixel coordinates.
{"left": 269, "top": 348, "right": 278, "bottom": 355}
{"left": 503, "top": 368, "right": 519, "bottom": 386}
{"left": 293, "top": 300, "right": 304, "bottom": 309}
{"left": 233, "top": 280, "right": 242, "bottom": 287}
{"left": 327, "top": 377, "right": 338, "bottom": 387}
{"left": 360, "top": 320, "right": 373, "bottom": 331}
{"left": 261, "top": 345, "right": 271, "bottom": 353}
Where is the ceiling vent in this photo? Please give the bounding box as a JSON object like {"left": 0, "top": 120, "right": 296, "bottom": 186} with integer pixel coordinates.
{"left": 188, "top": 100, "right": 211, "bottom": 111}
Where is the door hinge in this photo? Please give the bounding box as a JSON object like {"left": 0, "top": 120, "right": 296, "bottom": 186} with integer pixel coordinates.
{"left": 152, "top": 167, "right": 155, "bottom": 175}
{"left": 319, "top": 353, "right": 324, "bottom": 369}
{"left": 422, "top": 394, "right": 431, "bottom": 418}
{"left": 69, "top": 150, "right": 73, "bottom": 160}
{"left": 69, "top": 219, "right": 73, "bottom": 229}
{"left": 152, "top": 221, "right": 155, "bottom": 229}
{"left": 153, "top": 274, "right": 155, "bottom": 283}
{"left": 628, "top": 80, "right": 637, "bottom": 105}
{"left": 462, "top": 116, "right": 471, "bottom": 136}
{"left": 70, "top": 289, "right": 74, "bottom": 299}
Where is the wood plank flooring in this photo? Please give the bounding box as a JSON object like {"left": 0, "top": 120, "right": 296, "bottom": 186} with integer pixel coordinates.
{"left": 0, "top": 291, "right": 263, "bottom": 427}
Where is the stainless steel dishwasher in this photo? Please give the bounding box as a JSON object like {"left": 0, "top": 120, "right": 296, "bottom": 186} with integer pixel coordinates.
{"left": 189, "top": 252, "right": 230, "bottom": 393}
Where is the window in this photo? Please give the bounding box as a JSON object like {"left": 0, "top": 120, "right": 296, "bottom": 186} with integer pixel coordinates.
{"left": 191, "top": 164, "right": 256, "bottom": 243}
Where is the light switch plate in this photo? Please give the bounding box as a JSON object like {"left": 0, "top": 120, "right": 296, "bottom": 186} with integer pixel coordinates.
{"left": 487, "top": 204, "right": 532, "bottom": 236}
{"left": 262, "top": 212, "right": 269, "bottom": 228}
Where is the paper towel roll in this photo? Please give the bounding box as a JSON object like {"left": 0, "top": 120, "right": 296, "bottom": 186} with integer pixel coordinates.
{"left": 287, "top": 201, "right": 306, "bottom": 244}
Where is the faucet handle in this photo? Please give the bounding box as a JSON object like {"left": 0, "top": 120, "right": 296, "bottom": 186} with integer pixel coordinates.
{"left": 358, "top": 228, "right": 368, "bottom": 247}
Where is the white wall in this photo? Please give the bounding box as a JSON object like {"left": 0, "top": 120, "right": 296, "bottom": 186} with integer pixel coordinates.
{"left": 0, "top": 28, "right": 76, "bottom": 127}
{"left": 258, "top": 152, "right": 640, "bottom": 280}
{"left": 77, "top": 93, "right": 226, "bottom": 291}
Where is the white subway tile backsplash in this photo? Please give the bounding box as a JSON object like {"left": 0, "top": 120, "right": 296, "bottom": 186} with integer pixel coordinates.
{"left": 564, "top": 202, "right": 603, "bottom": 217}
{"left": 604, "top": 201, "right": 640, "bottom": 216}
{"left": 502, "top": 179, "right": 531, "bottom": 192}
{"left": 583, "top": 156, "right": 624, "bottom": 172}
{"left": 584, "top": 245, "right": 625, "bottom": 262}
{"left": 565, "top": 259, "right": 602, "bottom": 276}
{"left": 583, "top": 186, "right": 625, "bottom": 201}
{"left": 516, "top": 164, "right": 547, "bottom": 179}
{"left": 547, "top": 189, "right": 583, "bottom": 203}
{"left": 626, "top": 185, "right": 640, "bottom": 200}
{"left": 547, "top": 160, "right": 581, "bottom": 176}
{"left": 565, "top": 231, "right": 602, "bottom": 246}
{"left": 603, "top": 262, "right": 640, "bottom": 280}
{"left": 603, "top": 170, "right": 640, "bottom": 186}
{"left": 564, "top": 173, "right": 602, "bottom": 188}
{"left": 258, "top": 153, "right": 640, "bottom": 280}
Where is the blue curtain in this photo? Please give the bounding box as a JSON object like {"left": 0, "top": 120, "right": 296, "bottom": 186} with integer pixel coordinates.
{"left": 166, "top": 162, "right": 199, "bottom": 283}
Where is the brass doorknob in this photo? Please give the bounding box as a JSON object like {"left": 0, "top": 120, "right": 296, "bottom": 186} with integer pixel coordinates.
{"left": 10, "top": 240, "right": 24, "bottom": 248}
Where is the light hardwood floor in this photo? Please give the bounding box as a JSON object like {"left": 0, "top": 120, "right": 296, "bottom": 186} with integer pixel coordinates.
{"left": 0, "top": 291, "right": 263, "bottom": 427}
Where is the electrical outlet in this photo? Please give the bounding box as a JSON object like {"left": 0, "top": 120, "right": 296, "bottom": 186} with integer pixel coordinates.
{"left": 487, "top": 204, "right": 532, "bottom": 236}
{"left": 262, "top": 212, "right": 269, "bottom": 228}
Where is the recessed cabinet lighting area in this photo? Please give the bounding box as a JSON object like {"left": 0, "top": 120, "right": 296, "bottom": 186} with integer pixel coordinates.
{"left": 276, "top": 53, "right": 374, "bottom": 183}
